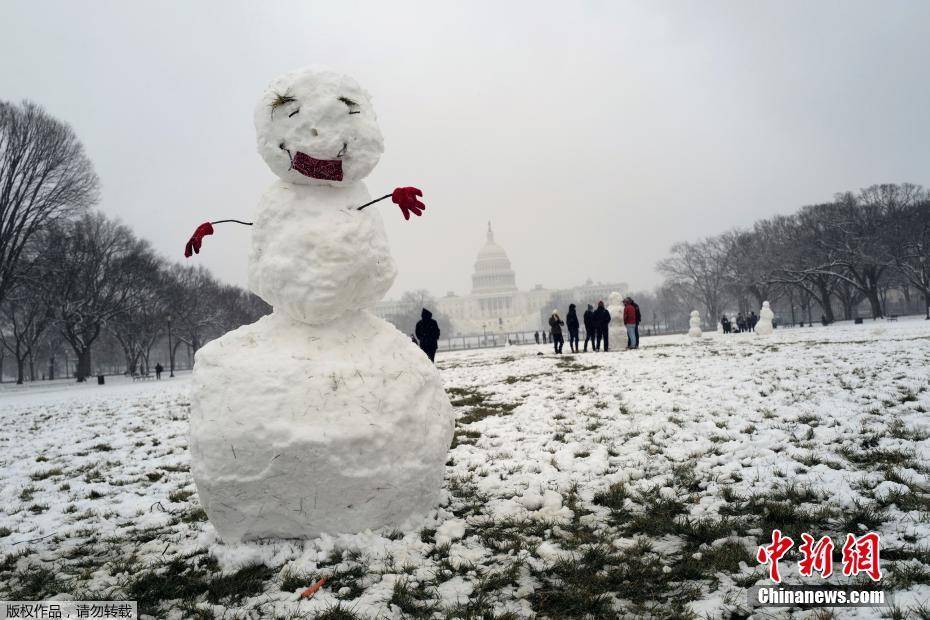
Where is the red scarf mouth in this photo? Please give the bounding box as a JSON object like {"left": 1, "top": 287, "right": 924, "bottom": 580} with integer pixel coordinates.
{"left": 291, "top": 150, "right": 344, "bottom": 181}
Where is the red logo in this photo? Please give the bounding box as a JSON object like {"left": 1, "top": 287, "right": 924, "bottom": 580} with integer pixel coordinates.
{"left": 757, "top": 531, "right": 881, "bottom": 583}
{"left": 756, "top": 529, "right": 794, "bottom": 583}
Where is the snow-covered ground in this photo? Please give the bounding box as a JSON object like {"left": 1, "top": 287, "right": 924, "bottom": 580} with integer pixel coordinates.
{"left": 2, "top": 318, "right": 929, "bottom": 619}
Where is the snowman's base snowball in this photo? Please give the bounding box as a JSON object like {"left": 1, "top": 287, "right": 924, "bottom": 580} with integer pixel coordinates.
{"left": 755, "top": 323, "right": 773, "bottom": 336}
{"left": 189, "top": 311, "right": 454, "bottom": 542}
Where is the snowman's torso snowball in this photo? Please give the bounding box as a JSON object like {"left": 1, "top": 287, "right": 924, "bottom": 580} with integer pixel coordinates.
{"left": 248, "top": 181, "right": 396, "bottom": 323}
{"left": 191, "top": 311, "right": 454, "bottom": 541}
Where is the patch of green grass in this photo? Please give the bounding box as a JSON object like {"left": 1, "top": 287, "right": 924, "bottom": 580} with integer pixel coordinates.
{"left": 839, "top": 446, "right": 917, "bottom": 468}
{"left": 310, "top": 603, "right": 364, "bottom": 620}
{"left": 205, "top": 563, "right": 273, "bottom": 604}
{"left": 448, "top": 390, "right": 486, "bottom": 408}
{"left": 885, "top": 560, "right": 930, "bottom": 589}
{"left": 126, "top": 559, "right": 272, "bottom": 614}
{"left": 29, "top": 468, "right": 63, "bottom": 481}
{"left": 887, "top": 418, "right": 929, "bottom": 441}
{"left": 0, "top": 527, "right": 12, "bottom": 538}
{"left": 168, "top": 489, "right": 195, "bottom": 503}
{"left": 180, "top": 507, "right": 208, "bottom": 523}
{"left": 450, "top": 428, "right": 481, "bottom": 448}
{"left": 146, "top": 472, "right": 164, "bottom": 482}
{"left": 458, "top": 401, "right": 519, "bottom": 425}
{"left": 389, "top": 578, "right": 439, "bottom": 616}
{"left": 503, "top": 373, "right": 544, "bottom": 384}
{"left": 3, "top": 566, "right": 61, "bottom": 599}
{"left": 555, "top": 358, "right": 599, "bottom": 373}
{"left": 592, "top": 481, "right": 630, "bottom": 521}
{"left": 18, "top": 485, "right": 37, "bottom": 502}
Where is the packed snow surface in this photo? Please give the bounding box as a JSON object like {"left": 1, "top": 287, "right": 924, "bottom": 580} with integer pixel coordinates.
{"left": 3, "top": 318, "right": 930, "bottom": 618}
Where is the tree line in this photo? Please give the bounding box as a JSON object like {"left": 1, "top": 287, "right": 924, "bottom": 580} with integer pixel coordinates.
{"left": 0, "top": 100, "right": 268, "bottom": 384}
{"left": 655, "top": 183, "right": 930, "bottom": 330}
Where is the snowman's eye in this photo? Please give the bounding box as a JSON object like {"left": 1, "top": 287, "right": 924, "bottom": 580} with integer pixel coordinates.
{"left": 338, "top": 96, "right": 361, "bottom": 114}
{"left": 270, "top": 92, "right": 297, "bottom": 118}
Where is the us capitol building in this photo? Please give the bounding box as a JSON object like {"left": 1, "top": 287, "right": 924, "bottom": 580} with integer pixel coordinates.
{"left": 375, "top": 223, "right": 627, "bottom": 337}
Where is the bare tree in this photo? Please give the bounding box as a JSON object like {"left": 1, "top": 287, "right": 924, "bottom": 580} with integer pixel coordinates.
{"left": 0, "top": 272, "right": 53, "bottom": 384}
{"left": 164, "top": 264, "right": 224, "bottom": 370}
{"left": 0, "top": 101, "right": 98, "bottom": 305}
{"left": 888, "top": 195, "right": 930, "bottom": 319}
{"left": 657, "top": 237, "right": 729, "bottom": 322}
{"left": 108, "top": 242, "right": 166, "bottom": 376}
{"left": 47, "top": 213, "right": 148, "bottom": 381}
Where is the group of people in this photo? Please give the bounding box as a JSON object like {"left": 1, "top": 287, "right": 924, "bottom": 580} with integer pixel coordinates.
{"left": 544, "top": 297, "right": 641, "bottom": 354}
{"left": 412, "top": 297, "right": 645, "bottom": 362}
{"left": 720, "top": 311, "right": 758, "bottom": 334}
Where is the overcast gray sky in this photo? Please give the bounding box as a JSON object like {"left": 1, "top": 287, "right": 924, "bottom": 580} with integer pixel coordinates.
{"left": 2, "top": 1, "right": 929, "bottom": 299}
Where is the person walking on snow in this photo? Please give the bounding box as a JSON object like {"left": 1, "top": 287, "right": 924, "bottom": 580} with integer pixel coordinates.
{"left": 593, "top": 300, "right": 612, "bottom": 352}
{"left": 415, "top": 308, "right": 440, "bottom": 362}
{"left": 566, "top": 304, "right": 580, "bottom": 353}
{"left": 582, "top": 304, "right": 596, "bottom": 352}
{"left": 549, "top": 310, "right": 565, "bottom": 354}
{"left": 623, "top": 297, "right": 638, "bottom": 349}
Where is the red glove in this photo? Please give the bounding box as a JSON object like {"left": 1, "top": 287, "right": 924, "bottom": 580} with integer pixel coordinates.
{"left": 392, "top": 187, "right": 425, "bottom": 220}
{"left": 184, "top": 222, "right": 214, "bottom": 258}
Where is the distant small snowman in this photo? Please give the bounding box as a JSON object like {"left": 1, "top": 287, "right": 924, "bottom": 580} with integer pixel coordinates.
{"left": 688, "top": 310, "right": 702, "bottom": 338}
{"left": 185, "top": 67, "right": 454, "bottom": 542}
{"left": 755, "top": 301, "right": 774, "bottom": 336}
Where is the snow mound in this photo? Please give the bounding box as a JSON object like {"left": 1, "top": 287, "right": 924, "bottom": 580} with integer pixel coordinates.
{"left": 190, "top": 311, "right": 454, "bottom": 541}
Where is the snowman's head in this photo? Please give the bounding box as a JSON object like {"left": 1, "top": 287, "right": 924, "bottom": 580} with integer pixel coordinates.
{"left": 254, "top": 67, "right": 384, "bottom": 186}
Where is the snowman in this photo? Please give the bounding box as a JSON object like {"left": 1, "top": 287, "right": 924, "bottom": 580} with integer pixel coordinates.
{"left": 185, "top": 67, "right": 454, "bottom": 542}
{"left": 688, "top": 310, "right": 702, "bottom": 338}
{"left": 755, "top": 301, "right": 775, "bottom": 336}
{"left": 606, "top": 292, "right": 627, "bottom": 350}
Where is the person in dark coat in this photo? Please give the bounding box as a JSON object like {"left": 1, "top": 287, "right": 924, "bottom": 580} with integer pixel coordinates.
{"left": 415, "top": 308, "right": 440, "bottom": 362}
{"left": 749, "top": 311, "right": 758, "bottom": 331}
{"left": 582, "top": 304, "right": 595, "bottom": 352}
{"left": 566, "top": 304, "right": 580, "bottom": 353}
{"left": 154, "top": 363, "right": 164, "bottom": 380}
{"left": 721, "top": 315, "right": 731, "bottom": 334}
{"left": 548, "top": 310, "right": 565, "bottom": 354}
{"left": 534, "top": 331, "right": 540, "bottom": 344}
{"left": 593, "top": 300, "right": 611, "bottom": 352}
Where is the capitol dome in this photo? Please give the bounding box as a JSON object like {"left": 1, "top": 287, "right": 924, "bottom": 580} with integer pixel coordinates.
{"left": 472, "top": 222, "right": 517, "bottom": 294}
